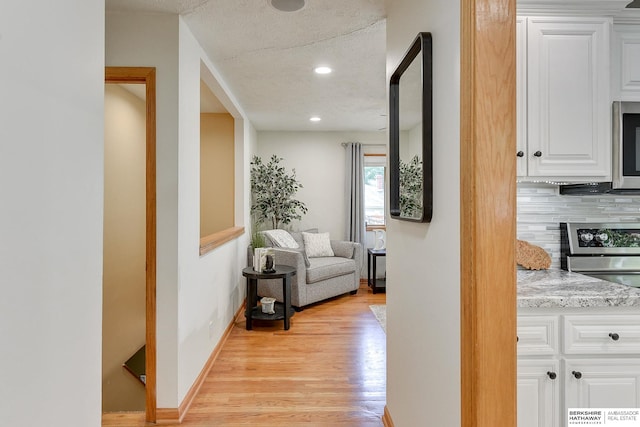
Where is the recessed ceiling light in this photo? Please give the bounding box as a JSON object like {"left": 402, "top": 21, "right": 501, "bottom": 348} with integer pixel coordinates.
{"left": 269, "top": 0, "right": 305, "bottom": 12}
{"left": 309, "top": 116, "right": 321, "bottom": 122}
{"left": 314, "top": 66, "right": 332, "bottom": 75}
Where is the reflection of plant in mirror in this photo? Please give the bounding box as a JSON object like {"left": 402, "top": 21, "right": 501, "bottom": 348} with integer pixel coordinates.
{"left": 399, "top": 155, "right": 423, "bottom": 217}
{"left": 250, "top": 155, "right": 308, "bottom": 229}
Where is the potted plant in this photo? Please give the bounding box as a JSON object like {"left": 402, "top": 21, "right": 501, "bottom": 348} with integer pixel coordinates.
{"left": 247, "top": 218, "right": 267, "bottom": 267}
{"left": 250, "top": 155, "right": 308, "bottom": 230}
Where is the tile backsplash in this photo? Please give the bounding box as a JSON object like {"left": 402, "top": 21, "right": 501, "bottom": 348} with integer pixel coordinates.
{"left": 517, "top": 183, "right": 640, "bottom": 268}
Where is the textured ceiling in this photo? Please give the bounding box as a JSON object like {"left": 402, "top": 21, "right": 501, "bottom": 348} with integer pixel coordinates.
{"left": 106, "top": 0, "right": 388, "bottom": 131}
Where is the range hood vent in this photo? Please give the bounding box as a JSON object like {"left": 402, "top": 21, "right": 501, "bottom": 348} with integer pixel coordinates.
{"left": 559, "top": 182, "right": 640, "bottom": 195}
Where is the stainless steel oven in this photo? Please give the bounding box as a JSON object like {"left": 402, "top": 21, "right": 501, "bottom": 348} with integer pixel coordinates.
{"left": 561, "top": 222, "right": 640, "bottom": 288}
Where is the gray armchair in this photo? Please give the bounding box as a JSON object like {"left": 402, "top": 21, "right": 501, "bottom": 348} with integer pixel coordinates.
{"left": 256, "top": 230, "right": 362, "bottom": 309}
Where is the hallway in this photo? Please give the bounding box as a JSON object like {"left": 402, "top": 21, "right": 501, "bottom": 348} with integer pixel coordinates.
{"left": 102, "top": 283, "right": 387, "bottom": 426}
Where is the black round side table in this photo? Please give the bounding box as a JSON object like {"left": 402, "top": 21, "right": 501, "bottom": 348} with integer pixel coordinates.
{"left": 242, "top": 265, "right": 296, "bottom": 331}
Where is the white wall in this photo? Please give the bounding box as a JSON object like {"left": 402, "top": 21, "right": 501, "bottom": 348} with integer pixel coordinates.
{"left": 0, "top": 1, "right": 104, "bottom": 426}
{"left": 176, "top": 18, "right": 252, "bottom": 404}
{"left": 107, "top": 13, "right": 256, "bottom": 408}
{"left": 105, "top": 11, "right": 181, "bottom": 407}
{"left": 257, "top": 131, "right": 387, "bottom": 239}
{"left": 385, "top": 1, "right": 462, "bottom": 426}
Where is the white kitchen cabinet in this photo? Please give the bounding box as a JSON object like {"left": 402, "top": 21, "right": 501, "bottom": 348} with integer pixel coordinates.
{"left": 518, "top": 360, "right": 561, "bottom": 427}
{"left": 563, "top": 314, "right": 640, "bottom": 412}
{"left": 564, "top": 359, "right": 640, "bottom": 409}
{"left": 518, "top": 311, "right": 640, "bottom": 427}
{"left": 518, "top": 315, "right": 559, "bottom": 356}
{"left": 517, "top": 16, "right": 529, "bottom": 177}
{"left": 612, "top": 24, "right": 640, "bottom": 101}
{"left": 517, "top": 16, "right": 611, "bottom": 180}
{"left": 563, "top": 314, "right": 640, "bottom": 355}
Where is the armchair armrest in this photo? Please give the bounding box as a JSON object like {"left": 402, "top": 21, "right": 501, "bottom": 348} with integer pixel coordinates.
{"left": 261, "top": 248, "right": 308, "bottom": 307}
{"left": 330, "top": 240, "right": 363, "bottom": 275}
{"left": 272, "top": 248, "right": 308, "bottom": 273}
{"left": 330, "top": 240, "right": 357, "bottom": 259}
{"left": 352, "top": 243, "right": 363, "bottom": 276}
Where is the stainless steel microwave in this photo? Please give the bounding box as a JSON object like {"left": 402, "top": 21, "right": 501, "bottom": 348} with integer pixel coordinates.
{"left": 612, "top": 101, "right": 640, "bottom": 190}
{"left": 560, "top": 101, "right": 640, "bottom": 194}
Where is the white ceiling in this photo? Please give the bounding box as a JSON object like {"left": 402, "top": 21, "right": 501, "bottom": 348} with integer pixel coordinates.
{"left": 105, "top": 0, "right": 388, "bottom": 132}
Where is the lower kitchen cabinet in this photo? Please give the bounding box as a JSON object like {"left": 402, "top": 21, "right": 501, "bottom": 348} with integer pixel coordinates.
{"left": 518, "top": 311, "right": 640, "bottom": 427}
{"left": 518, "top": 360, "right": 561, "bottom": 427}
{"left": 564, "top": 359, "right": 640, "bottom": 409}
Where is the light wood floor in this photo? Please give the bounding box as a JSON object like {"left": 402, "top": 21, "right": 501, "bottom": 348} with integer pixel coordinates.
{"left": 102, "top": 283, "right": 386, "bottom": 426}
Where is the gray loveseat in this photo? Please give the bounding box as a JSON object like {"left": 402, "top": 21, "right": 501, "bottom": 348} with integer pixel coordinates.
{"left": 256, "top": 229, "right": 362, "bottom": 309}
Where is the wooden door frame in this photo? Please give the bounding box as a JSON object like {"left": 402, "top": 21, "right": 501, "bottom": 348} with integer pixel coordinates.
{"left": 460, "top": 1, "right": 517, "bottom": 426}
{"left": 105, "top": 67, "right": 157, "bottom": 423}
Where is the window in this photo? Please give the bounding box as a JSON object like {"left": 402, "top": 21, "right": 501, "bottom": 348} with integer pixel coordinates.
{"left": 364, "top": 154, "right": 386, "bottom": 227}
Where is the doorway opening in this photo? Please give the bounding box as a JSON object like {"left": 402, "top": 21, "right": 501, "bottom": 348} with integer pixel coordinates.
{"left": 104, "top": 67, "right": 157, "bottom": 423}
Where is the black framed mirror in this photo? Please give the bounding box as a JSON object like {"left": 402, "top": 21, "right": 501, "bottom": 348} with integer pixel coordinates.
{"left": 389, "top": 32, "right": 432, "bottom": 222}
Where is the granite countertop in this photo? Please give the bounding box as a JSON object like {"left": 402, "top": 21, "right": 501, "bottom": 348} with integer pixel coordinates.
{"left": 517, "top": 269, "right": 640, "bottom": 308}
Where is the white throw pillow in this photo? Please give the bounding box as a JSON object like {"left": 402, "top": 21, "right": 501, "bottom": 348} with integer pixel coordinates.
{"left": 302, "top": 232, "right": 334, "bottom": 258}
{"left": 263, "top": 229, "right": 299, "bottom": 249}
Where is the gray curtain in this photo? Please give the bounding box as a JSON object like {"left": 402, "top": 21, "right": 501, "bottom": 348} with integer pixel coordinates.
{"left": 345, "top": 142, "right": 365, "bottom": 249}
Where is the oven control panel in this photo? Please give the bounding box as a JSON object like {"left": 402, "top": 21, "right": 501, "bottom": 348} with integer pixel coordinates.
{"left": 561, "top": 223, "right": 640, "bottom": 270}
{"left": 576, "top": 228, "right": 640, "bottom": 248}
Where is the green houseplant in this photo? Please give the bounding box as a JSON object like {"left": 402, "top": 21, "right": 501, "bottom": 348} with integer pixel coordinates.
{"left": 250, "top": 155, "right": 308, "bottom": 229}
{"left": 250, "top": 224, "right": 267, "bottom": 249}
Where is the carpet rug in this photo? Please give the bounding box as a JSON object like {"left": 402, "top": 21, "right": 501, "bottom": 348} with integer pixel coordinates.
{"left": 369, "top": 305, "right": 386, "bottom": 333}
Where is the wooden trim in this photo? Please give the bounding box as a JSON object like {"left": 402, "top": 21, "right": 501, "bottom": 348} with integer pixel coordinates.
{"left": 101, "top": 411, "right": 145, "bottom": 425}
{"left": 144, "top": 69, "right": 158, "bottom": 425}
{"left": 366, "top": 225, "right": 386, "bottom": 231}
{"left": 177, "top": 302, "right": 246, "bottom": 421}
{"left": 460, "top": 2, "right": 517, "bottom": 427}
{"left": 382, "top": 406, "right": 395, "bottom": 427}
{"left": 199, "top": 226, "right": 245, "bottom": 256}
{"left": 364, "top": 153, "right": 387, "bottom": 157}
{"left": 104, "top": 67, "right": 155, "bottom": 83}
{"left": 154, "top": 408, "right": 180, "bottom": 425}
{"left": 154, "top": 302, "right": 246, "bottom": 424}
{"left": 105, "top": 66, "right": 157, "bottom": 423}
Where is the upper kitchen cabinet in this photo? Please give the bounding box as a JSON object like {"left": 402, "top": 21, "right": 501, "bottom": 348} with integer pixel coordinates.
{"left": 612, "top": 10, "right": 640, "bottom": 101}
{"left": 518, "top": 16, "right": 611, "bottom": 181}
{"left": 516, "top": 17, "right": 529, "bottom": 177}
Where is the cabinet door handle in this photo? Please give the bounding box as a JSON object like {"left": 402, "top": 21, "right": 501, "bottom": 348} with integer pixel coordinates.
{"left": 516, "top": 336, "right": 519, "bottom": 342}
{"left": 516, "top": 151, "right": 524, "bottom": 158}
{"left": 572, "top": 371, "right": 582, "bottom": 379}
{"left": 609, "top": 332, "right": 620, "bottom": 341}
{"left": 533, "top": 151, "right": 542, "bottom": 157}
{"left": 546, "top": 371, "right": 557, "bottom": 380}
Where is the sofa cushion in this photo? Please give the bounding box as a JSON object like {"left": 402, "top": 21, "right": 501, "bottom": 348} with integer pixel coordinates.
{"left": 303, "top": 232, "right": 334, "bottom": 257}
{"left": 263, "top": 229, "right": 299, "bottom": 249}
{"left": 306, "top": 257, "right": 356, "bottom": 284}
{"left": 290, "top": 228, "right": 319, "bottom": 248}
